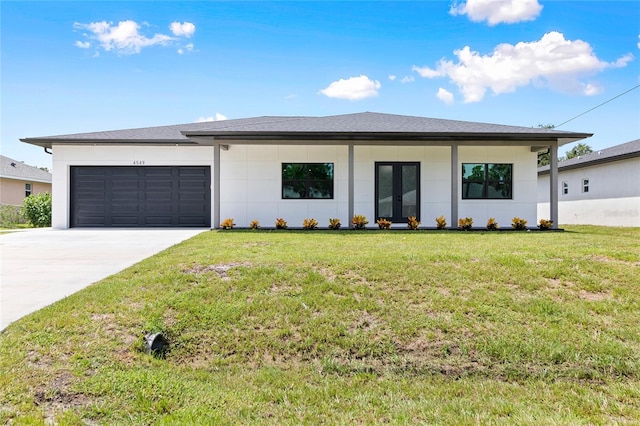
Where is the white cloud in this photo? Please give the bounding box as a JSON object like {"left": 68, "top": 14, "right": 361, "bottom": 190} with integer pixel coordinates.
{"left": 73, "top": 20, "right": 174, "bottom": 54}
{"left": 170, "top": 21, "right": 196, "bottom": 37}
{"left": 178, "top": 43, "right": 195, "bottom": 55}
{"left": 74, "top": 20, "right": 196, "bottom": 55}
{"left": 437, "top": 88, "right": 454, "bottom": 104}
{"left": 450, "top": 0, "right": 542, "bottom": 25}
{"left": 389, "top": 75, "right": 397, "bottom": 81}
{"left": 411, "top": 65, "right": 441, "bottom": 78}
{"left": 582, "top": 83, "right": 603, "bottom": 96}
{"left": 319, "top": 75, "right": 381, "bottom": 100}
{"left": 401, "top": 75, "right": 415, "bottom": 83}
{"left": 413, "top": 31, "right": 633, "bottom": 103}
{"left": 196, "top": 113, "right": 227, "bottom": 122}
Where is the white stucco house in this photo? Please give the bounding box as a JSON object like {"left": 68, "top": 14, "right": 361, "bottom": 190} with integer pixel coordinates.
{"left": 20, "top": 112, "right": 591, "bottom": 230}
{"left": 538, "top": 139, "right": 640, "bottom": 227}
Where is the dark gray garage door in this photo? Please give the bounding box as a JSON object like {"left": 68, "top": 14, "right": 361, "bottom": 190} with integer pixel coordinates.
{"left": 70, "top": 166, "right": 211, "bottom": 227}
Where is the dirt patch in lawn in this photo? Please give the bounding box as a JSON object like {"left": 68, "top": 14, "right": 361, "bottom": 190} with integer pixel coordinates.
{"left": 183, "top": 262, "right": 250, "bottom": 280}
{"left": 34, "top": 371, "right": 92, "bottom": 422}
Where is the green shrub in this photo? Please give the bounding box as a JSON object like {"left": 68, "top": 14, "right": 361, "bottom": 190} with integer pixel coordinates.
{"left": 0, "top": 204, "right": 28, "bottom": 227}
{"left": 22, "top": 192, "right": 52, "bottom": 227}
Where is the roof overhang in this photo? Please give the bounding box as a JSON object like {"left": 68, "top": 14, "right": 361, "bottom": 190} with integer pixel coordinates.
{"left": 19, "top": 139, "right": 197, "bottom": 149}
{"left": 182, "top": 131, "right": 592, "bottom": 147}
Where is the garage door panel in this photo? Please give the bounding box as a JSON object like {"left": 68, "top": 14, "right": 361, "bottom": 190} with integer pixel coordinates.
{"left": 112, "top": 180, "right": 140, "bottom": 189}
{"left": 178, "top": 216, "right": 208, "bottom": 225}
{"left": 111, "top": 216, "right": 140, "bottom": 226}
{"left": 112, "top": 168, "right": 140, "bottom": 177}
{"left": 146, "top": 180, "right": 174, "bottom": 189}
{"left": 144, "top": 216, "right": 173, "bottom": 225}
{"left": 76, "top": 181, "right": 106, "bottom": 191}
{"left": 77, "top": 216, "right": 107, "bottom": 226}
{"left": 75, "top": 193, "right": 105, "bottom": 202}
{"left": 71, "top": 166, "right": 210, "bottom": 227}
{"left": 111, "top": 191, "right": 139, "bottom": 200}
{"left": 145, "top": 168, "right": 174, "bottom": 176}
{"left": 178, "top": 203, "right": 207, "bottom": 214}
{"left": 179, "top": 180, "right": 208, "bottom": 189}
{"left": 179, "top": 192, "right": 207, "bottom": 201}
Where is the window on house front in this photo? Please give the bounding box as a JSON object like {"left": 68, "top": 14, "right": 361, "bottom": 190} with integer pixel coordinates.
{"left": 25, "top": 183, "right": 32, "bottom": 198}
{"left": 462, "top": 163, "right": 512, "bottom": 199}
{"left": 562, "top": 181, "right": 568, "bottom": 195}
{"left": 282, "top": 163, "right": 334, "bottom": 199}
{"left": 582, "top": 179, "right": 589, "bottom": 193}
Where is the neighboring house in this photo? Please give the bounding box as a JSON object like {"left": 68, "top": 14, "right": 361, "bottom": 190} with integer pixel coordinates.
{"left": 538, "top": 139, "right": 640, "bottom": 227}
{"left": 20, "top": 112, "right": 590, "bottom": 229}
{"left": 0, "top": 155, "right": 52, "bottom": 206}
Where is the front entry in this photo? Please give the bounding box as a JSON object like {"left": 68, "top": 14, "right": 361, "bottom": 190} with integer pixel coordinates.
{"left": 375, "top": 162, "right": 420, "bottom": 222}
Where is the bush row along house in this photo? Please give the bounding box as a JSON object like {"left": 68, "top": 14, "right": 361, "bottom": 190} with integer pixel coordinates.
{"left": 538, "top": 139, "right": 640, "bottom": 227}
{"left": 0, "top": 155, "right": 52, "bottom": 207}
{"left": 20, "top": 112, "right": 592, "bottom": 229}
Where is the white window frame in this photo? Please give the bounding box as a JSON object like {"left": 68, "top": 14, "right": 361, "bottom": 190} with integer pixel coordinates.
{"left": 582, "top": 178, "right": 589, "bottom": 193}
{"left": 562, "top": 181, "right": 568, "bottom": 195}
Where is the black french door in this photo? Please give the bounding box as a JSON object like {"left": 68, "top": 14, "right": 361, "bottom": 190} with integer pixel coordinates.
{"left": 375, "top": 162, "right": 420, "bottom": 222}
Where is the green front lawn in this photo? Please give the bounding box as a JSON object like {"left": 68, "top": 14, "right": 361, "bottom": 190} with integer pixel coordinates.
{"left": 1, "top": 226, "right": 639, "bottom": 424}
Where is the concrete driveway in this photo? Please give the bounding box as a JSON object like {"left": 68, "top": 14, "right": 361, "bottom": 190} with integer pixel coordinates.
{"left": 0, "top": 228, "right": 207, "bottom": 330}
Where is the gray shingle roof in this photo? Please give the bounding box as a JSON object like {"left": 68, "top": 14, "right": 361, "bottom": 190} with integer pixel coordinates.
{"left": 0, "top": 155, "right": 52, "bottom": 183}
{"left": 538, "top": 139, "right": 640, "bottom": 174}
{"left": 184, "top": 112, "right": 589, "bottom": 137}
{"left": 21, "top": 112, "right": 591, "bottom": 148}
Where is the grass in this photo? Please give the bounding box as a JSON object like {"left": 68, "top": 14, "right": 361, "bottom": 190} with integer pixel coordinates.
{"left": 1, "top": 226, "right": 639, "bottom": 424}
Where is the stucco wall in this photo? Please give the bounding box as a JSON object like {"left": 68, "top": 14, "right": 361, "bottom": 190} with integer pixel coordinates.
{"left": 0, "top": 178, "right": 51, "bottom": 206}
{"left": 220, "top": 144, "right": 537, "bottom": 228}
{"left": 219, "top": 144, "right": 349, "bottom": 227}
{"left": 459, "top": 146, "right": 538, "bottom": 228}
{"left": 537, "top": 157, "right": 640, "bottom": 226}
{"left": 52, "top": 143, "right": 540, "bottom": 229}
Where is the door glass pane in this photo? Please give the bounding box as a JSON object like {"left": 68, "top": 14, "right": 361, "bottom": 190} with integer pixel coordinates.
{"left": 401, "top": 165, "right": 418, "bottom": 217}
{"left": 377, "top": 165, "right": 393, "bottom": 218}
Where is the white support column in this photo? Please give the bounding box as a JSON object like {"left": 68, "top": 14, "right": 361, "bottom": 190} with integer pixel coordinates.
{"left": 549, "top": 143, "right": 559, "bottom": 229}
{"left": 348, "top": 144, "right": 354, "bottom": 228}
{"left": 451, "top": 144, "right": 459, "bottom": 228}
{"left": 213, "top": 143, "right": 220, "bottom": 229}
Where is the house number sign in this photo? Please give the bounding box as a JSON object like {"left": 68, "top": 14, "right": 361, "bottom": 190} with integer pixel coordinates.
{"left": 133, "top": 160, "right": 146, "bottom": 165}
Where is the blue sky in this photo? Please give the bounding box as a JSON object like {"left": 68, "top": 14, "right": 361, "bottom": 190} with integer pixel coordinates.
{"left": 2, "top": 0, "right": 639, "bottom": 168}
